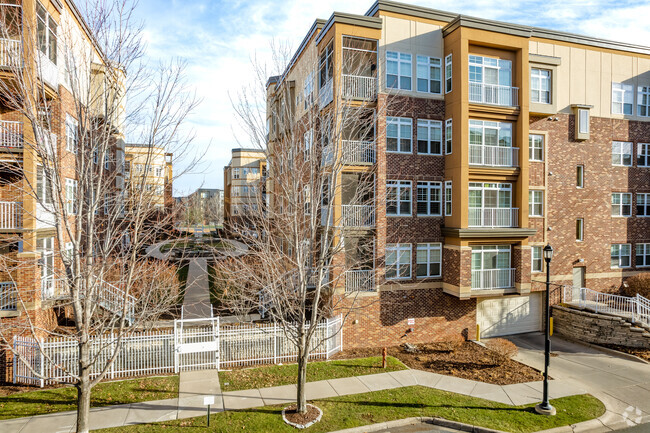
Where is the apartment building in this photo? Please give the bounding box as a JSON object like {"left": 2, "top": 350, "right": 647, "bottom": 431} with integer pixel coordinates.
{"left": 265, "top": 0, "right": 650, "bottom": 347}
{"left": 223, "top": 148, "right": 266, "bottom": 227}
{"left": 179, "top": 188, "right": 224, "bottom": 226}
{"left": 125, "top": 144, "right": 173, "bottom": 212}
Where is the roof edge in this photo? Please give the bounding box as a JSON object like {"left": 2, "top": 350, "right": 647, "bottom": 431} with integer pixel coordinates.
{"left": 315, "top": 12, "right": 383, "bottom": 45}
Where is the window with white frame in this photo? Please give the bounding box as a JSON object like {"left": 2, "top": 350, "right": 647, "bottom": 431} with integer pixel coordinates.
{"left": 416, "top": 119, "right": 442, "bottom": 155}
{"left": 445, "top": 54, "right": 452, "bottom": 93}
{"left": 612, "top": 141, "right": 633, "bottom": 166}
{"left": 636, "top": 243, "right": 650, "bottom": 267}
{"left": 531, "top": 246, "right": 543, "bottom": 272}
{"left": 304, "top": 129, "right": 313, "bottom": 160}
{"left": 639, "top": 86, "right": 650, "bottom": 117}
{"left": 611, "top": 243, "right": 631, "bottom": 268}
{"left": 445, "top": 119, "right": 452, "bottom": 154}
{"left": 65, "top": 178, "right": 77, "bottom": 214}
{"left": 416, "top": 243, "right": 441, "bottom": 278}
{"left": 576, "top": 165, "right": 584, "bottom": 188}
{"left": 65, "top": 115, "right": 78, "bottom": 153}
{"left": 319, "top": 41, "right": 333, "bottom": 90}
{"left": 637, "top": 193, "right": 650, "bottom": 217}
{"left": 469, "top": 120, "right": 513, "bottom": 164}
{"left": 386, "top": 243, "right": 411, "bottom": 280}
{"left": 232, "top": 168, "right": 240, "bottom": 179}
{"left": 387, "top": 180, "right": 411, "bottom": 216}
{"left": 469, "top": 183, "right": 512, "bottom": 216}
{"left": 417, "top": 181, "right": 442, "bottom": 216}
{"left": 612, "top": 82, "right": 633, "bottom": 115}
{"left": 104, "top": 153, "right": 110, "bottom": 170}
{"left": 638, "top": 143, "right": 650, "bottom": 167}
{"left": 469, "top": 55, "right": 512, "bottom": 89}
{"left": 386, "top": 51, "right": 411, "bottom": 90}
{"left": 155, "top": 166, "right": 163, "bottom": 177}
{"left": 531, "top": 68, "right": 551, "bottom": 103}
{"left": 471, "top": 245, "right": 511, "bottom": 287}
{"left": 37, "top": 237, "right": 54, "bottom": 295}
{"left": 529, "top": 190, "right": 543, "bottom": 217}
{"left": 36, "top": 166, "right": 52, "bottom": 204}
{"left": 576, "top": 218, "right": 584, "bottom": 241}
{"left": 104, "top": 193, "right": 110, "bottom": 214}
{"left": 529, "top": 134, "right": 543, "bottom": 162}
{"left": 386, "top": 117, "right": 412, "bottom": 153}
{"left": 37, "top": 2, "right": 57, "bottom": 64}
{"left": 303, "top": 71, "right": 315, "bottom": 108}
{"left": 578, "top": 109, "right": 590, "bottom": 134}
{"left": 612, "top": 192, "right": 632, "bottom": 217}
{"left": 416, "top": 55, "right": 441, "bottom": 94}
{"left": 445, "top": 181, "right": 452, "bottom": 216}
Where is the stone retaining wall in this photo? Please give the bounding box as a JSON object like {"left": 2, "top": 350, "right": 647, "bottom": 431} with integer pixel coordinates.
{"left": 552, "top": 305, "right": 650, "bottom": 349}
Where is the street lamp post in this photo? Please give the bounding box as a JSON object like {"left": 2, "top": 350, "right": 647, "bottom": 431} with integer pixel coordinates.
{"left": 535, "top": 244, "right": 556, "bottom": 416}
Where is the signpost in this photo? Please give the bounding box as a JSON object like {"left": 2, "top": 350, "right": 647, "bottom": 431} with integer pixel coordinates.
{"left": 204, "top": 396, "right": 215, "bottom": 426}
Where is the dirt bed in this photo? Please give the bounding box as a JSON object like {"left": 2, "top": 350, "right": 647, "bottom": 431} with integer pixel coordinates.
{"left": 332, "top": 342, "right": 543, "bottom": 385}
{"left": 600, "top": 344, "right": 650, "bottom": 362}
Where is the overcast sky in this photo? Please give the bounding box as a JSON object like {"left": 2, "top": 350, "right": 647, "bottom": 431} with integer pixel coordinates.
{"left": 132, "top": 0, "right": 650, "bottom": 196}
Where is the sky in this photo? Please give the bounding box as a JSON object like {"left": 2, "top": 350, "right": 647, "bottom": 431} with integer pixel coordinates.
{"left": 132, "top": 0, "right": 650, "bottom": 197}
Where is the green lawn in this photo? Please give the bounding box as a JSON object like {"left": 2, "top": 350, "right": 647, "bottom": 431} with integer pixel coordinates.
{"left": 98, "top": 386, "right": 605, "bottom": 433}
{"left": 219, "top": 356, "right": 407, "bottom": 392}
{"left": 160, "top": 240, "right": 231, "bottom": 253}
{"left": 0, "top": 375, "right": 179, "bottom": 420}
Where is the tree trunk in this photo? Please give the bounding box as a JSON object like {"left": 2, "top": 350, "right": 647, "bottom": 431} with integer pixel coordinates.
{"left": 76, "top": 342, "right": 91, "bottom": 433}
{"left": 296, "top": 350, "right": 308, "bottom": 413}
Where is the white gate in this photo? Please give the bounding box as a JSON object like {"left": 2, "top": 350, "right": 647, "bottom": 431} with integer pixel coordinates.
{"left": 174, "top": 316, "right": 220, "bottom": 372}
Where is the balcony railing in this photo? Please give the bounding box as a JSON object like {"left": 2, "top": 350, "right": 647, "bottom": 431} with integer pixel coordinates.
{"left": 318, "top": 79, "right": 333, "bottom": 109}
{"left": 469, "top": 145, "right": 519, "bottom": 168}
{"left": 0, "top": 38, "right": 21, "bottom": 68}
{"left": 0, "top": 201, "right": 21, "bottom": 229}
{"left": 0, "top": 120, "right": 23, "bottom": 148}
{"left": 468, "top": 207, "right": 518, "bottom": 228}
{"left": 37, "top": 51, "right": 59, "bottom": 89}
{"left": 345, "top": 269, "right": 375, "bottom": 292}
{"left": 342, "top": 140, "right": 375, "bottom": 165}
{"left": 341, "top": 204, "right": 375, "bottom": 227}
{"left": 342, "top": 75, "right": 377, "bottom": 100}
{"left": 471, "top": 268, "right": 515, "bottom": 290}
{"left": 0, "top": 282, "right": 17, "bottom": 311}
{"left": 469, "top": 83, "right": 519, "bottom": 107}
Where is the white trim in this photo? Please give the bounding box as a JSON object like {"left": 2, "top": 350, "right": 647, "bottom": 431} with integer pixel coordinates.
{"left": 386, "top": 51, "right": 412, "bottom": 91}
{"left": 386, "top": 243, "right": 412, "bottom": 280}
{"left": 416, "top": 242, "right": 442, "bottom": 278}
{"left": 416, "top": 55, "right": 442, "bottom": 95}
{"left": 611, "top": 243, "right": 632, "bottom": 269}
{"left": 386, "top": 117, "right": 412, "bottom": 154}
{"left": 386, "top": 180, "right": 412, "bottom": 216}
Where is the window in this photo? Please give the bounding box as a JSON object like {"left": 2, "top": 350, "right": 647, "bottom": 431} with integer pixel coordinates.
{"left": 155, "top": 166, "right": 163, "bottom": 177}
{"left": 444, "top": 181, "right": 452, "bottom": 216}
{"left": 529, "top": 190, "right": 543, "bottom": 217}
{"left": 65, "top": 178, "right": 78, "bottom": 214}
{"left": 416, "top": 56, "right": 441, "bottom": 94}
{"left": 104, "top": 154, "right": 110, "bottom": 170}
{"left": 578, "top": 109, "right": 590, "bottom": 134}
{"left": 319, "top": 41, "right": 333, "bottom": 90}
{"left": 468, "top": 120, "right": 513, "bottom": 165}
{"left": 37, "top": 237, "right": 54, "bottom": 296}
{"left": 386, "top": 243, "right": 411, "bottom": 280}
{"left": 445, "top": 119, "right": 452, "bottom": 154}
{"left": 576, "top": 219, "right": 584, "bottom": 241}
{"left": 36, "top": 166, "right": 52, "bottom": 204}
{"left": 104, "top": 193, "right": 110, "bottom": 215}
{"left": 37, "top": 2, "right": 57, "bottom": 64}
{"left": 416, "top": 119, "right": 442, "bottom": 155}
{"left": 303, "top": 186, "right": 311, "bottom": 215}
{"left": 417, "top": 181, "right": 442, "bottom": 216}
{"left": 612, "top": 141, "right": 633, "bottom": 166}
{"left": 386, "top": 180, "right": 411, "bottom": 216}
{"left": 386, "top": 51, "right": 411, "bottom": 90}
{"left": 304, "top": 129, "right": 313, "bottom": 160}
{"left": 232, "top": 168, "right": 240, "bottom": 179}
{"left": 386, "top": 117, "right": 412, "bottom": 153}
{"left": 638, "top": 143, "right": 650, "bottom": 167}
{"left": 531, "top": 68, "right": 551, "bottom": 103}
{"left": 445, "top": 54, "right": 452, "bottom": 93}
{"left": 416, "top": 243, "right": 442, "bottom": 278}
{"left": 612, "top": 83, "right": 633, "bottom": 115}
{"left": 471, "top": 245, "right": 511, "bottom": 289}
{"left": 611, "top": 244, "right": 631, "bottom": 268}
{"left": 639, "top": 86, "right": 650, "bottom": 117}
{"left": 531, "top": 246, "right": 543, "bottom": 273}
{"left": 636, "top": 243, "right": 650, "bottom": 267}
{"left": 529, "top": 134, "right": 543, "bottom": 161}
{"left": 65, "top": 115, "right": 78, "bottom": 153}
{"left": 303, "top": 71, "right": 315, "bottom": 108}
{"left": 469, "top": 55, "right": 512, "bottom": 104}
{"left": 612, "top": 192, "right": 632, "bottom": 217}
{"left": 637, "top": 193, "right": 650, "bottom": 217}
{"left": 576, "top": 165, "right": 584, "bottom": 188}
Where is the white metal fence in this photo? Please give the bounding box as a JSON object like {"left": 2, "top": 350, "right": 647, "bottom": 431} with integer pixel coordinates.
{"left": 468, "top": 207, "right": 518, "bottom": 228}
{"left": 0, "top": 38, "right": 21, "bottom": 68}
{"left": 565, "top": 287, "right": 650, "bottom": 328}
{"left": 0, "top": 281, "right": 17, "bottom": 311}
{"left": 13, "top": 315, "right": 343, "bottom": 387}
{"left": 345, "top": 270, "right": 375, "bottom": 292}
{"left": 469, "top": 145, "right": 519, "bottom": 167}
{"left": 469, "top": 82, "right": 519, "bottom": 107}
{"left": 0, "top": 120, "right": 23, "bottom": 147}
{"left": 471, "top": 268, "right": 515, "bottom": 290}
{"left": 341, "top": 204, "right": 375, "bottom": 227}
{"left": 342, "top": 75, "right": 377, "bottom": 100}
{"left": 342, "top": 140, "right": 375, "bottom": 164}
{"left": 0, "top": 201, "right": 21, "bottom": 229}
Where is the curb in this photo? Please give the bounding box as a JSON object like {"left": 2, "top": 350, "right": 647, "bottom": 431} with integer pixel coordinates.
{"left": 557, "top": 335, "right": 649, "bottom": 364}
{"left": 326, "top": 416, "right": 508, "bottom": 433}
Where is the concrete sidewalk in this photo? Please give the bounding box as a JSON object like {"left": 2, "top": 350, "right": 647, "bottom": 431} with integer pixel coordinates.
{"left": 182, "top": 258, "right": 212, "bottom": 319}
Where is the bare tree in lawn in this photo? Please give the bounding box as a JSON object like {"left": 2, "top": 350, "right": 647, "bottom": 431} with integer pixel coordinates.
{"left": 217, "top": 37, "right": 391, "bottom": 414}
{"left": 0, "top": 1, "right": 198, "bottom": 432}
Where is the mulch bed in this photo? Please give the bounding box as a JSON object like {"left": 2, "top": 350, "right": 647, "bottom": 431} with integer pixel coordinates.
{"left": 599, "top": 344, "right": 650, "bottom": 362}
{"left": 283, "top": 403, "right": 321, "bottom": 426}
{"left": 333, "top": 342, "right": 543, "bottom": 385}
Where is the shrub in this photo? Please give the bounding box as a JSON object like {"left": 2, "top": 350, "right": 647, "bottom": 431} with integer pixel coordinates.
{"left": 621, "top": 273, "right": 650, "bottom": 299}
{"left": 485, "top": 338, "right": 518, "bottom": 360}
{"left": 438, "top": 333, "right": 465, "bottom": 352}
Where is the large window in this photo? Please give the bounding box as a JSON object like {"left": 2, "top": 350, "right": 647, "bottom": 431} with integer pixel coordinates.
{"left": 386, "top": 51, "right": 411, "bottom": 90}
{"left": 639, "top": 86, "right": 650, "bottom": 117}
{"left": 469, "top": 120, "right": 513, "bottom": 166}
{"left": 529, "top": 190, "right": 543, "bottom": 217}
{"left": 386, "top": 243, "right": 411, "bottom": 280}
{"left": 469, "top": 183, "right": 512, "bottom": 226}
{"left": 469, "top": 55, "right": 512, "bottom": 105}
{"left": 637, "top": 193, "right": 650, "bottom": 217}
{"left": 416, "top": 56, "right": 441, "bottom": 94}
{"left": 387, "top": 180, "right": 411, "bottom": 216}
{"left": 416, "top": 119, "right": 442, "bottom": 155}
{"left": 65, "top": 178, "right": 78, "bottom": 214}
{"left": 637, "top": 243, "right": 650, "bottom": 268}
{"left": 37, "top": 2, "right": 57, "bottom": 64}
{"left": 445, "top": 119, "right": 452, "bottom": 154}
{"left": 303, "top": 129, "right": 313, "bottom": 160}
{"left": 612, "top": 192, "right": 632, "bottom": 217}
{"left": 531, "top": 68, "right": 551, "bottom": 104}
{"left": 471, "top": 245, "right": 512, "bottom": 289}
{"left": 416, "top": 243, "right": 441, "bottom": 278}
{"left": 319, "top": 41, "right": 333, "bottom": 90}
{"left": 531, "top": 246, "right": 542, "bottom": 273}
{"left": 445, "top": 54, "right": 452, "bottom": 93}
{"left": 612, "top": 141, "right": 633, "bottom": 166}
{"left": 417, "top": 181, "right": 442, "bottom": 216}
{"left": 36, "top": 166, "right": 52, "bottom": 204}
{"left": 37, "top": 237, "right": 54, "bottom": 297}
{"left": 529, "top": 134, "right": 543, "bottom": 162}
{"left": 638, "top": 143, "right": 650, "bottom": 167}
{"left": 611, "top": 244, "right": 631, "bottom": 268}
{"left": 65, "top": 115, "right": 78, "bottom": 153}
{"left": 386, "top": 117, "right": 412, "bottom": 153}
{"left": 612, "top": 82, "right": 633, "bottom": 115}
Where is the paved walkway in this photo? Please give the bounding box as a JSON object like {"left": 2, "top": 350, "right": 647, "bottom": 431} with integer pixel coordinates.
{"left": 182, "top": 258, "right": 212, "bottom": 319}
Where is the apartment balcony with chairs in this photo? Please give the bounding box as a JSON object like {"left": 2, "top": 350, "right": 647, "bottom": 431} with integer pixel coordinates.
{"left": 345, "top": 269, "right": 375, "bottom": 292}
{"left": 468, "top": 207, "right": 519, "bottom": 228}
{"left": 342, "top": 140, "right": 375, "bottom": 165}
{"left": 469, "top": 83, "right": 519, "bottom": 107}
{"left": 0, "top": 201, "right": 21, "bottom": 229}
{"left": 469, "top": 145, "right": 519, "bottom": 168}
{"left": 341, "top": 204, "right": 375, "bottom": 228}
{"left": 0, "top": 38, "right": 21, "bottom": 69}
{"left": 471, "top": 268, "right": 515, "bottom": 290}
{"left": 0, "top": 281, "right": 17, "bottom": 311}
{"left": 0, "top": 120, "right": 23, "bottom": 148}
{"left": 342, "top": 75, "right": 377, "bottom": 101}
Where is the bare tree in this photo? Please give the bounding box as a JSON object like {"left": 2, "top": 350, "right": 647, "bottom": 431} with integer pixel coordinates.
{"left": 0, "top": 1, "right": 198, "bottom": 432}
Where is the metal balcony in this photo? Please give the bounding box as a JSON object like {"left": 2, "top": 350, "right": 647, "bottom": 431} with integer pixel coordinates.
{"left": 471, "top": 268, "right": 515, "bottom": 290}
{"left": 0, "top": 201, "right": 21, "bottom": 229}
{"left": 468, "top": 207, "right": 519, "bottom": 228}
{"left": 341, "top": 204, "right": 375, "bottom": 228}
{"left": 0, "top": 38, "right": 21, "bottom": 68}
{"left": 342, "top": 140, "right": 375, "bottom": 165}
{"left": 0, "top": 120, "right": 23, "bottom": 148}
{"left": 469, "top": 83, "right": 519, "bottom": 107}
{"left": 0, "top": 282, "right": 17, "bottom": 311}
{"left": 345, "top": 269, "right": 375, "bottom": 292}
{"left": 341, "top": 75, "right": 377, "bottom": 101}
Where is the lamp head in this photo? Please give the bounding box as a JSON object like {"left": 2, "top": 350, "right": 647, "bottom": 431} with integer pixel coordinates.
{"left": 543, "top": 244, "right": 554, "bottom": 262}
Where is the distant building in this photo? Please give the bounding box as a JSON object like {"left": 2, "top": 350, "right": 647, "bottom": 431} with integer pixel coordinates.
{"left": 179, "top": 188, "right": 224, "bottom": 226}
{"left": 125, "top": 144, "right": 173, "bottom": 212}
{"left": 223, "top": 148, "right": 266, "bottom": 228}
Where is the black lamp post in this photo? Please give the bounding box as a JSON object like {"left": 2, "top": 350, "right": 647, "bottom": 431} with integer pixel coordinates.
{"left": 535, "top": 244, "right": 556, "bottom": 416}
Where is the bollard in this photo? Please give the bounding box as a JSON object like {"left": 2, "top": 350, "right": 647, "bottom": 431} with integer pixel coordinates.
{"left": 476, "top": 323, "right": 480, "bottom": 342}
{"left": 382, "top": 347, "right": 387, "bottom": 368}
{"left": 550, "top": 317, "right": 553, "bottom": 336}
